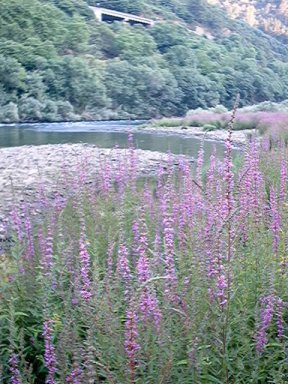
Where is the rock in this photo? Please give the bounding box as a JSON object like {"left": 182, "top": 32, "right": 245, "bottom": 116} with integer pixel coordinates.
{"left": 0, "top": 143, "right": 193, "bottom": 220}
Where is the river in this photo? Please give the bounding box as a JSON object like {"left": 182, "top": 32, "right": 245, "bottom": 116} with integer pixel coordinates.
{"left": 0, "top": 120, "right": 227, "bottom": 158}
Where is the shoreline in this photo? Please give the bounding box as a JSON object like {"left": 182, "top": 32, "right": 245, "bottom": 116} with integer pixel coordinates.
{"left": 1, "top": 120, "right": 252, "bottom": 147}
{"left": 0, "top": 143, "right": 193, "bottom": 231}
{"left": 138, "top": 125, "right": 254, "bottom": 147}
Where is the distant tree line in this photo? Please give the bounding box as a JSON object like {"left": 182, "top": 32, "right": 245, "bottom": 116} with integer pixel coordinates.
{"left": 1, "top": 0, "right": 288, "bottom": 122}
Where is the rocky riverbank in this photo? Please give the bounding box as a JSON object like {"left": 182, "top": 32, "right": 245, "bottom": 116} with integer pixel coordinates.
{"left": 139, "top": 125, "right": 253, "bottom": 146}
{"left": 0, "top": 144, "right": 193, "bottom": 230}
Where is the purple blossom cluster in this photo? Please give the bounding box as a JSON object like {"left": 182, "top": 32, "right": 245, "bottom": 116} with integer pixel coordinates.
{"left": 124, "top": 307, "right": 140, "bottom": 383}
{"left": 256, "top": 295, "right": 285, "bottom": 353}
{"left": 43, "top": 320, "right": 57, "bottom": 384}
{"left": 79, "top": 231, "right": 92, "bottom": 302}
{"left": 66, "top": 367, "right": 83, "bottom": 383}
{"left": 9, "top": 354, "right": 22, "bottom": 384}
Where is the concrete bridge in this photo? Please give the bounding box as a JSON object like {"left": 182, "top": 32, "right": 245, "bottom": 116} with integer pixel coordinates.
{"left": 90, "top": 7, "right": 154, "bottom": 27}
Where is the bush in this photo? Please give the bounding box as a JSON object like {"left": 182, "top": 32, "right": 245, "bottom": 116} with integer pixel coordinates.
{"left": 209, "top": 104, "right": 228, "bottom": 114}
{"left": 41, "top": 99, "right": 58, "bottom": 122}
{"left": 0, "top": 102, "right": 19, "bottom": 123}
{"left": 18, "top": 97, "right": 43, "bottom": 122}
{"left": 187, "top": 119, "right": 204, "bottom": 127}
{"left": 151, "top": 117, "right": 184, "bottom": 127}
{"left": 56, "top": 100, "right": 80, "bottom": 121}
{"left": 203, "top": 123, "right": 217, "bottom": 131}
{"left": 233, "top": 120, "right": 258, "bottom": 130}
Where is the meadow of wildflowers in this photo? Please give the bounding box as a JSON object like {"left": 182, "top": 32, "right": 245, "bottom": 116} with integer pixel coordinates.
{"left": 0, "top": 131, "right": 287, "bottom": 383}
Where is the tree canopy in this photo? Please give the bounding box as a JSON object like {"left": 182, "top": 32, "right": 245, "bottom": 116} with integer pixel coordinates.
{"left": 2, "top": 0, "right": 288, "bottom": 122}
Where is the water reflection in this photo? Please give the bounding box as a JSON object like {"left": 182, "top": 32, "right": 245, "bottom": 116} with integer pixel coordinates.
{"left": 0, "top": 121, "right": 228, "bottom": 158}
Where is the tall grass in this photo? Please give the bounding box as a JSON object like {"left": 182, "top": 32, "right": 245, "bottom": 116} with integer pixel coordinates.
{"left": 0, "top": 134, "right": 287, "bottom": 383}
{"left": 151, "top": 110, "right": 288, "bottom": 134}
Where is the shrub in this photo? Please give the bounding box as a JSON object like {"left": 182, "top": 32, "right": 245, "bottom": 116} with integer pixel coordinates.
{"left": 187, "top": 119, "right": 204, "bottom": 127}
{"left": 203, "top": 123, "right": 217, "bottom": 131}
{"left": 41, "top": 99, "right": 58, "bottom": 122}
{"left": 233, "top": 120, "right": 258, "bottom": 130}
{"left": 18, "top": 97, "right": 43, "bottom": 122}
{"left": 0, "top": 102, "right": 19, "bottom": 123}
{"left": 151, "top": 117, "right": 184, "bottom": 127}
{"left": 209, "top": 104, "right": 228, "bottom": 114}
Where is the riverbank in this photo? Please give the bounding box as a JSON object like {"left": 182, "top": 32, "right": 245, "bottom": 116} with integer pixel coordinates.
{"left": 0, "top": 144, "right": 193, "bottom": 230}
{"left": 139, "top": 125, "right": 253, "bottom": 146}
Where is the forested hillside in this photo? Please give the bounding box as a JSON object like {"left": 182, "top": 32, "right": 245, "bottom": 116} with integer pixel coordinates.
{"left": 208, "top": 0, "right": 288, "bottom": 41}
{"left": 2, "top": 0, "right": 288, "bottom": 122}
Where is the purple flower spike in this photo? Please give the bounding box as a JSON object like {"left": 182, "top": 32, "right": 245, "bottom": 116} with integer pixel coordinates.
{"left": 9, "top": 353, "right": 22, "bottom": 384}
{"left": 276, "top": 298, "right": 284, "bottom": 340}
{"left": 124, "top": 307, "right": 140, "bottom": 384}
{"left": 66, "top": 367, "right": 83, "bottom": 383}
{"left": 43, "top": 320, "right": 57, "bottom": 384}
{"left": 270, "top": 188, "right": 281, "bottom": 254}
{"left": 79, "top": 231, "right": 92, "bottom": 302}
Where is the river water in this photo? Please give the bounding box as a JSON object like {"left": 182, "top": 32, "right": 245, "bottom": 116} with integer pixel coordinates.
{"left": 0, "top": 120, "right": 227, "bottom": 158}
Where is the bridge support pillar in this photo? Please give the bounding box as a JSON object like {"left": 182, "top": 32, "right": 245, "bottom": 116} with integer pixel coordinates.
{"left": 94, "top": 8, "right": 103, "bottom": 22}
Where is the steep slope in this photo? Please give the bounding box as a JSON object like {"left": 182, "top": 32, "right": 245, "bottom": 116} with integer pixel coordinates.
{"left": 208, "top": 0, "right": 288, "bottom": 41}
{"left": 1, "top": 0, "right": 288, "bottom": 122}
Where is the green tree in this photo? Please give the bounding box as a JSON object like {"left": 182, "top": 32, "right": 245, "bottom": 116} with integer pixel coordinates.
{"left": 105, "top": 60, "right": 182, "bottom": 117}
{"left": 0, "top": 102, "right": 19, "bottom": 122}
{"left": 150, "top": 23, "right": 189, "bottom": 53}
{"left": 0, "top": 55, "right": 26, "bottom": 93}
{"left": 24, "top": 72, "right": 47, "bottom": 99}
{"left": 18, "top": 97, "right": 43, "bottom": 121}
{"left": 173, "top": 67, "right": 214, "bottom": 109}
{"left": 65, "top": 15, "right": 89, "bottom": 52}
{"left": 41, "top": 100, "right": 58, "bottom": 122}
{"left": 116, "top": 26, "right": 156, "bottom": 60}
{"left": 62, "top": 57, "right": 108, "bottom": 111}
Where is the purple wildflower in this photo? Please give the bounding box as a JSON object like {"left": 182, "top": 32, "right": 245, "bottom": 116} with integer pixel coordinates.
{"left": 255, "top": 295, "right": 275, "bottom": 353}
{"left": 124, "top": 307, "right": 140, "bottom": 384}
{"left": 152, "top": 230, "right": 162, "bottom": 270}
{"left": 131, "top": 219, "right": 140, "bottom": 261}
{"left": 117, "top": 242, "right": 132, "bottom": 299}
{"left": 223, "top": 128, "right": 234, "bottom": 219}
{"left": 23, "top": 207, "right": 35, "bottom": 260}
{"left": 270, "top": 188, "right": 281, "bottom": 253}
{"left": 216, "top": 274, "right": 228, "bottom": 308}
{"left": 41, "top": 227, "right": 54, "bottom": 277}
{"left": 43, "top": 320, "right": 57, "bottom": 384}
{"left": 280, "top": 158, "right": 287, "bottom": 205}
{"left": 137, "top": 252, "right": 162, "bottom": 330}
{"left": 66, "top": 367, "right": 83, "bottom": 383}
{"left": 275, "top": 298, "right": 284, "bottom": 340}
{"left": 79, "top": 231, "right": 92, "bottom": 302}
{"left": 250, "top": 141, "right": 264, "bottom": 222}
{"left": 136, "top": 214, "right": 162, "bottom": 329}
{"left": 162, "top": 189, "right": 177, "bottom": 302}
{"left": 115, "top": 148, "right": 127, "bottom": 192}
{"left": 9, "top": 353, "right": 22, "bottom": 384}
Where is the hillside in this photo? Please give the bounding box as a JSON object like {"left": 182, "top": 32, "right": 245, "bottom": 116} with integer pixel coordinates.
{"left": 2, "top": 0, "right": 288, "bottom": 122}
{"left": 208, "top": 0, "right": 288, "bottom": 41}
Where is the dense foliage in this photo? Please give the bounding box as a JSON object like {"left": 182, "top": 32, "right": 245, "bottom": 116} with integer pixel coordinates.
{"left": 0, "top": 133, "right": 288, "bottom": 382}
{"left": 2, "top": 0, "right": 288, "bottom": 122}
